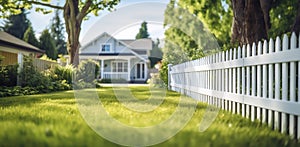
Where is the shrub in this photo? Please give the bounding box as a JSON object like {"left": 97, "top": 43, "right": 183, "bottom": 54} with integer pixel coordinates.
{"left": 52, "top": 64, "right": 74, "bottom": 84}
{"left": 148, "top": 73, "right": 166, "bottom": 88}
{"left": 0, "top": 64, "right": 18, "bottom": 87}
{"left": 75, "top": 59, "right": 99, "bottom": 83}
{"left": 19, "top": 56, "right": 51, "bottom": 89}
{"left": 159, "top": 61, "right": 169, "bottom": 86}
{"left": 98, "top": 78, "right": 128, "bottom": 83}
{"left": 0, "top": 56, "right": 75, "bottom": 97}
{"left": 0, "top": 86, "right": 39, "bottom": 98}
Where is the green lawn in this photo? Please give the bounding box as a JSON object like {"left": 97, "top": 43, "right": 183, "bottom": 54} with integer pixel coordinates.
{"left": 0, "top": 86, "right": 299, "bottom": 147}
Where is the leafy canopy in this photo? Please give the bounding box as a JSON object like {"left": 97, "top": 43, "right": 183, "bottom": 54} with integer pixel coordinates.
{"left": 39, "top": 29, "right": 57, "bottom": 60}
{"left": 136, "top": 21, "right": 150, "bottom": 39}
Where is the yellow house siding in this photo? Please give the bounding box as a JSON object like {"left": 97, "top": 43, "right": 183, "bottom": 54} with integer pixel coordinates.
{"left": 0, "top": 50, "right": 17, "bottom": 65}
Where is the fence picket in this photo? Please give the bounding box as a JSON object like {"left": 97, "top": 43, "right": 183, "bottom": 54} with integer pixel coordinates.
{"left": 225, "top": 50, "right": 229, "bottom": 110}
{"left": 246, "top": 44, "right": 251, "bottom": 119}
{"left": 169, "top": 33, "right": 300, "bottom": 140}
{"left": 251, "top": 43, "right": 257, "bottom": 122}
{"left": 268, "top": 38, "right": 275, "bottom": 128}
{"left": 290, "top": 32, "right": 297, "bottom": 138}
{"left": 233, "top": 48, "right": 237, "bottom": 114}
{"left": 242, "top": 45, "right": 246, "bottom": 117}
{"left": 229, "top": 49, "right": 233, "bottom": 112}
{"left": 262, "top": 40, "right": 268, "bottom": 124}
{"left": 237, "top": 47, "right": 241, "bottom": 114}
{"left": 281, "top": 34, "right": 288, "bottom": 134}
{"left": 257, "top": 41, "right": 262, "bottom": 121}
{"left": 274, "top": 36, "right": 281, "bottom": 131}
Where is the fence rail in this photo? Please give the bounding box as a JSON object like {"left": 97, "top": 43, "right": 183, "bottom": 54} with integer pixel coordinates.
{"left": 33, "top": 58, "right": 58, "bottom": 71}
{"left": 168, "top": 32, "right": 300, "bottom": 139}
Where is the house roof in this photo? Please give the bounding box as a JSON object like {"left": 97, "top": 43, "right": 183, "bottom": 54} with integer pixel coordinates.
{"left": 80, "top": 32, "right": 151, "bottom": 62}
{"left": 81, "top": 32, "right": 152, "bottom": 50}
{"left": 120, "top": 39, "right": 152, "bottom": 50}
{"left": 0, "top": 31, "right": 44, "bottom": 53}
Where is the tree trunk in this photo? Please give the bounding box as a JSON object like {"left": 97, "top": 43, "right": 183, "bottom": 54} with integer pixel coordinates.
{"left": 259, "top": 0, "right": 272, "bottom": 33}
{"left": 231, "top": 0, "right": 268, "bottom": 45}
{"left": 231, "top": 0, "right": 246, "bottom": 45}
{"left": 292, "top": 0, "right": 300, "bottom": 34}
{"left": 63, "top": 1, "right": 81, "bottom": 67}
{"left": 244, "top": 0, "right": 268, "bottom": 43}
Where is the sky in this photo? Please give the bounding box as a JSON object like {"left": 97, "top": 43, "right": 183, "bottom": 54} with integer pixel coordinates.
{"left": 24, "top": 0, "right": 169, "bottom": 46}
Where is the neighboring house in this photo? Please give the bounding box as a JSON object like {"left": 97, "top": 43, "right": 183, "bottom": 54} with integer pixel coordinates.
{"left": 0, "top": 31, "right": 44, "bottom": 66}
{"left": 79, "top": 32, "right": 152, "bottom": 82}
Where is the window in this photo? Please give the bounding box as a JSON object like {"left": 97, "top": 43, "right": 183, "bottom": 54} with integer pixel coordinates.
{"left": 101, "top": 44, "right": 111, "bottom": 52}
{"left": 112, "top": 61, "right": 128, "bottom": 72}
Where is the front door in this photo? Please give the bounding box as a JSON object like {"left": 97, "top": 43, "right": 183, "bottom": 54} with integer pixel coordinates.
{"left": 135, "top": 63, "right": 145, "bottom": 80}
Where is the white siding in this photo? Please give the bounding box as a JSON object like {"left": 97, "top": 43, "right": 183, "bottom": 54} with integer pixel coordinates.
{"left": 81, "top": 35, "right": 132, "bottom": 54}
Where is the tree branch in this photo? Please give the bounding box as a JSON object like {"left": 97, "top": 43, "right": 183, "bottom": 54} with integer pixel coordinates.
{"left": 77, "top": 0, "right": 92, "bottom": 22}
{"left": 27, "top": 1, "right": 64, "bottom": 9}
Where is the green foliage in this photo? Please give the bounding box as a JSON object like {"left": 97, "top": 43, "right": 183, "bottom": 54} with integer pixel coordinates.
{"left": 19, "top": 56, "right": 51, "bottom": 91}
{"left": 148, "top": 73, "right": 165, "bottom": 88}
{"left": 51, "top": 65, "right": 74, "bottom": 85}
{"left": 0, "top": 86, "right": 39, "bottom": 97}
{"left": 269, "top": 0, "right": 299, "bottom": 38}
{"left": 23, "top": 24, "right": 39, "bottom": 47}
{"left": 16, "top": 56, "right": 72, "bottom": 96}
{"left": 136, "top": 21, "right": 150, "bottom": 39}
{"left": 175, "top": 0, "right": 232, "bottom": 49}
{"left": 98, "top": 78, "right": 128, "bottom": 83}
{"left": 50, "top": 9, "right": 67, "bottom": 55}
{"left": 0, "top": 64, "right": 18, "bottom": 87}
{"left": 1, "top": 8, "right": 30, "bottom": 39}
{"left": 39, "top": 29, "right": 57, "bottom": 60}
{"left": 0, "top": 55, "right": 5, "bottom": 64}
{"left": 74, "top": 60, "right": 99, "bottom": 88}
{"left": 149, "top": 39, "right": 163, "bottom": 67}
{"left": 159, "top": 61, "right": 169, "bottom": 86}
{"left": 39, "top": 54, "right": 56, "bottom": 62}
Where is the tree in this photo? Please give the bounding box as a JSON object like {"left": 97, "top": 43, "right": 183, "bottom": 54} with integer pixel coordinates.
{"left": 50, "top": 9, "right": 67, "bottom": 55}
{"left": 231, "top": 0, "right": 269, "bottom": 45}
{"left": 0, "top": 0, "right": 120, "bottom": 66}
{"left": 149, "top": 39, "right": 163, "bottom": 67}
{"left": 23, "top": 24, "right": 39, "bottom": 47}
{"left": 136, "top": 21, "right": 150, "bottom": 39}
{"left": 39, "top": 29, "right": 57, "bottom": 60}
{"left": 177, "top": 0, "right": 233, "bottom": 49}
{"left": 231, "top": 0, "right": 300, "bottom": 45}
{"left": 269, "top": 0, "right": 299, "bottom": 38}
{"left": 292, "top": 0, "right": 300, "bottom": 33}
{"left": 1, "top": 8, "right": 30, "bottom": 39}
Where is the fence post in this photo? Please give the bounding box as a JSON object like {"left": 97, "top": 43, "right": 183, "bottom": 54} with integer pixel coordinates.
{"left": 17, "top": 53, "right": 23, "bottom": 86}
{"left": 168, "top": 64, "right": 173, "bottom": 90}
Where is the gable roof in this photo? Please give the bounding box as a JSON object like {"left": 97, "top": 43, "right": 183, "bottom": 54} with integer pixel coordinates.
{"left": 0, "top": 31, "right": 44, "bottom": 53}
{"left": 81, "top": 32, "right": 152, "bottom": 50}
{"left": 120, "top": 39, "right": 152, "bottom": 50}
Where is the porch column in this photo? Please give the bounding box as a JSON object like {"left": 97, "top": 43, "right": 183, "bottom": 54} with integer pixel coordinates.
{"left": 101, "top": 59, "right": 104, "bottom": 79}
{"left": 145, "top": 62, "right": 148, "bottom": 80}
{"left": 127, "top": 58, "right": 131, "bottom": 81}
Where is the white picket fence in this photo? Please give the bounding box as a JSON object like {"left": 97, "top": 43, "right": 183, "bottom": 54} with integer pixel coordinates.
{"left": 168, "top": 32, "right": 300, "bottom": 139}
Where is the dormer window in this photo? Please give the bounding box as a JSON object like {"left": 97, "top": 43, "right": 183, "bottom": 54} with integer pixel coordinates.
{"left": 101, "top": 44, "right": 111, "bottom": 52}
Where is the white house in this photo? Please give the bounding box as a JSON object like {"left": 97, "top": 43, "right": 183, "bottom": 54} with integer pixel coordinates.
{"left": 79, "top": 32, "right": 152, "bottom": 82}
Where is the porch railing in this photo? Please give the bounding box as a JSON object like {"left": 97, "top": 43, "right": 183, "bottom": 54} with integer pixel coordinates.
{"left": 103, "top": 72, "right": 128, "bottom": 80}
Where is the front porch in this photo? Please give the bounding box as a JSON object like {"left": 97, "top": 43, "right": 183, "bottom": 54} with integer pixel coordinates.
{"left": 79, "top": 54, "right": 149, "bottom": 82}
{"left": 99, "top": 59, "right": 148, "bottom": 82}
